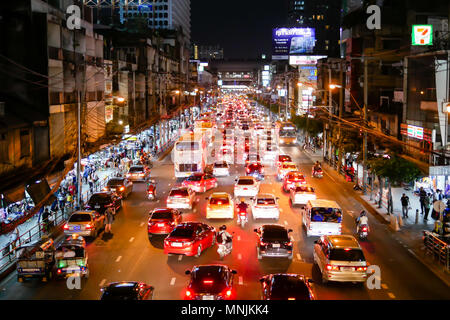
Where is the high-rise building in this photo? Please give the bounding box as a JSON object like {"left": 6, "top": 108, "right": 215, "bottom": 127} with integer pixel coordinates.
{"left": 287, "top": 0, "right": 341, "bottom": 57}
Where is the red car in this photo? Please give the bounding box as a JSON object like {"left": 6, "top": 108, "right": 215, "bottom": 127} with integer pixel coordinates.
{"left": 282, "top": 171, "right": 307, "bottom": 192}
{"left": 164, "top": 222, "right": 216, "bottom": 257}
{"left": 148, "top": 208, "right": 182, "bottom": 237}
{"left": 182, "top": 173, "right": 218, "bottom": 193}
{"left": 277, "top": 155, "right": 293, "bottom": 168}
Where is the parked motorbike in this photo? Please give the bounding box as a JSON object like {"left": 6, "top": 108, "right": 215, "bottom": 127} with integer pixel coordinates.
{"left": 147, "top": 179, "right": 157, "bottom": 201}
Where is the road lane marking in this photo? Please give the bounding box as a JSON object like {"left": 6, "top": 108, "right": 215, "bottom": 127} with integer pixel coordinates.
{"left": 99, "top": 279, "right": 106, "bottom": 287}
{"left": 170, "top": 277, "right": 176, "bottom": 286}
{"left": 381, "top": 284, "right": 388, "bottom": 290}
{"left": 238, "top": 276, "right": 243, "bottom": 285}
{"left": 238, "top": 254, "right": 242, "bottom": 260}
{"left": 237, "top": 236, "right": 241, "bottom": 241}
{"left": 296, "top": 253, "right": 302, "bottom": 261}
{"left": 284, "top": 220, "right": 288, "bottom": 226}
{"left": 115, "top": 256, "right": 122, "bottom": 262}
{"left": 193, "top": 209, "right": 197, "bottom": 213}
{"left": 178, "top": 255, "right": 183, "bottom": 261}
{"left": 140, "top": 222, "right": 145, "bottom": 227}
{"left": 387, "top": 292, "right": 396, "bottom": 299}
{"left": 324, "top": 171, "right": 336, "bottom": 182}
{"left": 279, "top": 208, "right": 284, "bottom": 213}
{"left": 129, "top": 237, "right": 135, "bottom": 242}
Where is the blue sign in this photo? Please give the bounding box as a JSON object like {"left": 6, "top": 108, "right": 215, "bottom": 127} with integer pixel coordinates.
{"left": 272, "top": 28, "right": 316, "bottom": 59}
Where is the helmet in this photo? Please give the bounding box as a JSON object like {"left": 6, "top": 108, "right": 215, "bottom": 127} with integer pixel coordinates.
{"left": 360, "top": 210, "right": 366, "bottom": 216}
{"left": 219, "top": 225, "right": 227, "bottom": 231}
{"left": 240, "top": 198, "right": 245, "bottom": 203}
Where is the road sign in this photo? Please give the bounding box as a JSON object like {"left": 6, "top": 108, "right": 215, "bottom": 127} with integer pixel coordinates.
{"left": 412, "top": 25, "right": 433, "bottom": 45}
{"left": 433, "top": 200, "right": 446, "bottom": 214}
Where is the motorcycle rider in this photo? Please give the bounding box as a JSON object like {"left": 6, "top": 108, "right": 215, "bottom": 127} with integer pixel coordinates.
{"left": 313, "top": 161, "right": 322, "bottom": 176}
{"left": 237, "top": 198, "right": 249, "bottom": 223}
{"left": 356, "top": 210, "right": 370, "bottom": 233}
{"left": 218, "top": 225, "right": 233, "bottom": 252}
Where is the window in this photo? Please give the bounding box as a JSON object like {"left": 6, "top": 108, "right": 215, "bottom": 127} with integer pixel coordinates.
{"left": 20, "top": 130, "right": 30, "bottom": 158}
{"left": 0, "top": 133, "right": 8, "bottom": 163}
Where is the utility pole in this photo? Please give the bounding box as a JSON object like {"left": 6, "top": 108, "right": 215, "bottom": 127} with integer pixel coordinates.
{"left": 285, "top": 75, "right": 289, "bottom": 118}
{"left": 362, "top": 57, "right": 368, "bottom": 194}
{"left": 328, "top": 66, "right": 332, "bottom": 163}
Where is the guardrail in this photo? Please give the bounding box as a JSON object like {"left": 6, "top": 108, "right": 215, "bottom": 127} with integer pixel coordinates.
{"left": 423, "top": 230, "right": 450, "bottom": 271}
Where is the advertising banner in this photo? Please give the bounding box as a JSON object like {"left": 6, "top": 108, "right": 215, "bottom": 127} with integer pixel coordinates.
{"left": 272, "top": 28, "right": 315, "bottom": 60}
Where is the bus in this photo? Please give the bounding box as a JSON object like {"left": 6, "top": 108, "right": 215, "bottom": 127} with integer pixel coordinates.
{"left": 173, "top": 132, "right": 207, "bottom": 178}
{"left": 277, "top": 121, "right": 298, "bottom": 145}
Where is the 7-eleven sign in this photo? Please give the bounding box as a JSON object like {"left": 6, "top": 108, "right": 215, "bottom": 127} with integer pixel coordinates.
{"left": 412, "top": 25, "right": 433, "bottom": 45}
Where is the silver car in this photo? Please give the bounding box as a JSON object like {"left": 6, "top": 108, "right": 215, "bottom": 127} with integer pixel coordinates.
{"left": 64, "top": 210, "right": 105, "bottom": 238}
{"left": 313, "top": 235, "right": 368, "bottom": 284}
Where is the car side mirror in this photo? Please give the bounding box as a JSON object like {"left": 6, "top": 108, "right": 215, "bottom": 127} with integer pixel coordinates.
{"left": 185, "top": 270, "right": 191, "bottom": 275}
{"left": 288, "top": 229, "right": 293, "bottom": 233}
{"left": 231, "top": 270, "right": 237, "bottom": 274}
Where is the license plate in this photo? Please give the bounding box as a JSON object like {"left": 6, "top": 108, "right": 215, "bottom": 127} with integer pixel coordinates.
{"left": 157, "top": 223, "right": 165, "bottom": 227}
{"left": 111, "top": 188, "right": 116, "bottom": 192}
{"left": 341, "top": 267, "right": 355, "bottom": 271}
{"left": 95, "top": 205, "right": 100, "bottom": 209}
{"left": 73, "top": 225, "right": 81, "bottom": 231}
{"left": 272, "top": 243, "right": 280, "bottom": 248}
{"left": 22, "top": 268, "right": 40, "bottom": 272}
{"left": 202, "top": 295, "right": 214, "bottom": 300}
{"left": 171, "top": 242, "right": 182, "bottom": 247}
{"left": 243, "top": 188, "right": 248, "bottom": 190}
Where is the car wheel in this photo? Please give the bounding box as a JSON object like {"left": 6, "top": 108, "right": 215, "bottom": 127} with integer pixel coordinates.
{"left": 195, "top": 245, "right": 202, "bottom": 258}
{"left": 321, "top": 271, "right": 328, "bottom": 284}
{"left": 211, "top": 236, "right": 216, "bottom": 246}
{"left": 257, "top": 247, "right": 262, "bottom": 260}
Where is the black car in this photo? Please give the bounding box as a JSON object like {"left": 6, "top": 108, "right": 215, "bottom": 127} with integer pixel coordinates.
{"left": 100, "top": 282, "right": 154, "bottom": 300}
{"left": 85, "top": 192, "right": 121, "bottom": 214}
{"left": 184, "top": 265, "right": 237, "bottom": 300}
{"left": 245, "top": 162, "right": 264, "bottom": 181}
{"left": 254, "top": 225, "right": 293, "bottom": 260}
{"left": 103, "top": 177, "right": 133, "bottom": 199}
{"left": 260, "top": 274, "right": 314, "bottom": 300}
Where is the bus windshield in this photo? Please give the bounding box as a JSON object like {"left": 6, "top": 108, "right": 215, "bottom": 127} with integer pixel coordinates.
{"left": 176, "top": 142, "right": 200, "bottom": 151}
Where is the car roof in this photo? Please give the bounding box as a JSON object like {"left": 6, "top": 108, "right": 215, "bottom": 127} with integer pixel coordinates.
{"left": 192, "top": 264, "right": 229, "bottom": 272}
{"left": 151, "top": 208, "right": 174, "bottom": 213}
{"left": 282, "top": 162, "right": 297, "bottom": 167}
{"left": 256, "top": 193, "right": 276, "bottom": 199}
{"left": 72, "top": 210, "right": 96, "bottom": 215}
{"left": 237, "top": 176, "right": 255, "bottom": 180}
{"left": 261, "top": 224, "right": 287, "bottom": 231}
{"left": 308, "top": 199, "right": 341, "bottom": 208}
{"left": 210, "top": 192, "right": 231, "bottom": 198}
{"left": 326, "top": 235, "right": 360, "bottom": 249}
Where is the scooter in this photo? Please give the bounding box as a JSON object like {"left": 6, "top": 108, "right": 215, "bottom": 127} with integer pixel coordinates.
{"left": 358, "top": 224, "right": 369, "bottom": 240}
{"left": 237, "top": 207, "right": 248, "bottom": 228}
{"left": 217, "top": 234, "right": 233, "bottom": 260}
{"left": 312, "top": 168, "right": 323, "bottom": 178}
{"left": 147, "top": 179, "right": 157, "bottom": 201}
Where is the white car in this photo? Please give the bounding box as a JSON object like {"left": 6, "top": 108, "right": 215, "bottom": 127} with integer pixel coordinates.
{"left": 234, "top": 176, "right": 260, "bottom": 198}
{"left": 212, "top": 161, "right": 230, "bottom": 177}
{"left": 290, "top": 185, "right": 316, "bottom": 207}
{"left": 277, "top": 162, "right": 299, "bottom": 180}
{"left": 166, "top": 187, "right": 196, "bottom": 210}
{"left": 206, "top": 192, "right": 234, "bottom": 219}
{"left": 251, "top": 194, "right": 280, "bottom": 220}
{"left": 263, "top": 144, "right": 278, "bottom": 162}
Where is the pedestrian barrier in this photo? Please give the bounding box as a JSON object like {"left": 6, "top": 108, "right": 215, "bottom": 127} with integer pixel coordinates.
{"left": 423, "top": 230, "right": 450, "bottom": 271}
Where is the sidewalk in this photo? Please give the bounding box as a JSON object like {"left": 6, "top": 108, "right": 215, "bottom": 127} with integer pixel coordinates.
{"left": 302, "top": 146, "right": 450, "bottom": 285}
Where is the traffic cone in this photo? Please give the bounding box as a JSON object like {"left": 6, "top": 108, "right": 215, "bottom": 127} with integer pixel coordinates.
{"left": 398, "top": 215, "right": 404, "bottom": 227}
{"left": 390, "top": 215, "right": 400, "bottom": 231}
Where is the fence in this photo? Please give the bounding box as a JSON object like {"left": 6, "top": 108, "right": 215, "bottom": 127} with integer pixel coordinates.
{"left": 423, "top": 230, "right": 450, "bottom": 271}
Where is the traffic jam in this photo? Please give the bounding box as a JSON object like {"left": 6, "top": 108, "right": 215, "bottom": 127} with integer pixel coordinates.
{"left": 12, "top": 95, "right": 372, "bottom": 301}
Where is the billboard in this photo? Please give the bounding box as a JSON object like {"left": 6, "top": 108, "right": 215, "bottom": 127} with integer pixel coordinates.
{"left": 272, "top": 28, "right": 315, "bottom": 60}
{"left": 289, "top": 55, "right": 327, "bottom": 65}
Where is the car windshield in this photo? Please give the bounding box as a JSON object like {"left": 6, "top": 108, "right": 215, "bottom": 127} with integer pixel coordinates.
{"left": 191, "top": 266, "right": 227, "bottom": 294}
{"left": 169, "top": 189, "right": 189, "bottom": 197}
{"left": 69, "top": 214, "right": 92, "bottom": 223}
{"left": 129, "top": 167, "right": 144, "bottom": 173}
{"left": 214, "top": 162, "right": 228, "bottom": 168}
{"left": 287, "top": 173, "right": 304, "bottom": 180}
{"left": 262, "top": 227, "right": 289, "bottom": 242}
{"left": 176, "top": 142, "right": 200, "bottom": 151}
{"left": 151, "top": 210, "right": 173, "bottom": 220}
{"left": 187, "top": 175, "right": 202, "bottom": 182}
{"left": 257, "top": 198, "right": 276, "bottom": 205}
{"left": 248, "top": 164, "right": 261, "bottom": 170}
{"left": 210, "top": 197, "right": 230, "bottom": 205}
{"left": 270, "top": 276, "right": 311, "bottom": 300}
{"left": 310, "top": 207, "right": 342, "bottom": 223}
{"left": 329, "top": 248, "right": 365, "bottom": 262}
{"left": 279, "top": 156, "right": 292, "bottom": 162}
{"left": 89, "top": 193, "right": 110, "bottom": 203}
{"left": 107, "top": 179, "right": 124, "bottom": 186}
{"left": 170, "top": 227, "right": 194, "bottom": 238}
{"left": 238, "top": 179, "right": 254, "bottom": 185}
{"left": 295, "top": 186, "right": 314, "bottom": 193}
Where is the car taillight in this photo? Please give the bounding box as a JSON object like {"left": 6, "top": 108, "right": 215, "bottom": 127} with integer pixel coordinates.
{"left": 357, "top": 266, "right": 367, "bottom": 272}
{"left": 63, "top": 224, "right": 69, "bottom": 230}
{"left": 167, "top": 199, "right": 173, "bottom": 203}
{"left": 286, "top": 241, "right": 292, "bottom": 246}
{"left": 119, "top": 186, "right": 125, "bottom": 191}
{"left": 260, "top": 241, "right": 267, "bottom": 246}
{"left": 203, "top": 280, "right": 213, "bottom": 284}
{"left": 57, "top": 269, "right": 62, "bottom": 274}
{"left": 85, "top": 224, "right": 93, "bottom": 230}
{"left": 326, "top": 264, "right": 340, "bottom": 271}
{"left": 164, "top": 240, "right": 170, "bottom": 246}
{"left": 362, "top": 226, "right": 368, "bottom": 232}
{"left": 185, "top": 289, "right": 192, "bottom": 297}
{"left": 288, "top": 297, "right": 296, "bottom": 300}
{"left": 102, "top": 187, "right": 108, "bottom": 191}
{"left": 225, "top": 289, "right": 232, "bottom": 297}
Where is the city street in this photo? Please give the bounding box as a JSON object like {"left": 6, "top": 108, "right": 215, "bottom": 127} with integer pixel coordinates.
{"left": 1, "top": 141, "right": 448, "bottom": 300}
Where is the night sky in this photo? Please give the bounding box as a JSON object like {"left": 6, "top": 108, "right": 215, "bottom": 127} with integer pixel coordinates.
{"left": 191, "top": 0, "right": 290, "bottom": 60}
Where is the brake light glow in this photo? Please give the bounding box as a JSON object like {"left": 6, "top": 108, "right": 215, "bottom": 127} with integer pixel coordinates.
{"left": 85, "top": 224, "right": 93, "bottom": 230}
{"left": 288, "top": 298, "right": 296, "bottom": 300}
{"left": 119, "top": 186, "right": 125, "bottom": 191}
{"left": 63, "top": 224, "right": 69, "bottom": 230}
{"left": 102, "top": 187, "right": 108, "bottom": 191}
{"left": 226, "top": 289, "right": 232, "bottom": 297}
{"left": 287, "top": 241, "right": 292, "bottom": 246}
{"left": 57, "top": 269, "right": 62, "bottom": 274}
{"left": 326, "top": 264, "right": 340, "bottom": 271}
{"left": 362, "top": 226, "right": 368, "bottom": 232}
{"left": 203, "top": 280, "right": 213, "bottom": 284}
{"left": 185, "top": 289, "right": 191, "bottom": 297}
{"left": 356, "top": 266, "right": 367, "bottom": 272}
{"left": 260, "top": 241, "right": 267, "bottom": 246}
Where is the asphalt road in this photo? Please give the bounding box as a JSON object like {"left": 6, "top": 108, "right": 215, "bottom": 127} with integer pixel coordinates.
{"left": 0, "top": 141, "right": 449, "bottom": 300}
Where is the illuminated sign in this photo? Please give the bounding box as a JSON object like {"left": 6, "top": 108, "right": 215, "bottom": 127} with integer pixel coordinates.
{"left": 289, "top": 55, "right": 327, "bottom": 65}
{"left": 272, "top": 28, "right": 316, "bottom": 60}
{"left": 412, "top": 25, "right": 433, "bottom": 45}
{"left": 400, "top": 124, "right": 432, "bottom": 141}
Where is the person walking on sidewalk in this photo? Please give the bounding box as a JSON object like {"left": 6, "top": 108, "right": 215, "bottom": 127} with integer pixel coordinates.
{"left": 419, "top": 187, "right": 427, "bottom": 215}
{"left": 104, "top": 205, "right": 115, "bottom": 234}
{"left": 423, "top": 193, "right": 432, "bottom": 221}
{"left": 401, "top": 193, "right": 411, "bottom": 218}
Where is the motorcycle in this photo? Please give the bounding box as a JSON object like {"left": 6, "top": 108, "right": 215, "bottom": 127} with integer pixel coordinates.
{"left": 312, "top": 168, "right": 323, "bottom": 178}
{"left": 358, "top": 224, "right": 369, "bottom": 240}
{"left": 237, "top": 207, "right": 248, "bottom": 228}
{"left": 217, "top": 233, "right": 233, "bottom": 260}
{"left": 147, "top": 179, "right": 157, "bottom": 201}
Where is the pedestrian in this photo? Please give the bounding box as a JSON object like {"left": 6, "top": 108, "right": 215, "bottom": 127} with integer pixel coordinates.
{"left": 66, "top": 193, "right": 73, "bottom": 210}
{"left": 400, "top": 193, "right": 410, "bottom": 218}
{"left": 418, "top": 187, "right": 427, "bottom": 215}
{"left": 92, "top": 172, "right": 99, "bottom": 191}
{"left": 423, "top": 193, "right": 431, "bottom": 221}
{"left": 104, "top": 205, "right": 115, "bottom": 234}
{"left": 10, "top": 226, "right": 20, "bottom": 251}
{"left": 68, "top": 183, "right": 76, "bottom": 196}
{"left": 57, "top": 190, "right": 66, "bottom": 213}
{"left": 88, "top": 174, "right": 94, "bottom": 194}
{"left": 41, "top": 208, "right": 51, "bottom": 233}
{"left": 437, "top": 189, "right": 443, "bottom": 201}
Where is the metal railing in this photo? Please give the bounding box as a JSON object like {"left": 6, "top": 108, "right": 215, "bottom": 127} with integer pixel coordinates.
{"left": 423, "top": 230, "right": 450, "bottom": 271}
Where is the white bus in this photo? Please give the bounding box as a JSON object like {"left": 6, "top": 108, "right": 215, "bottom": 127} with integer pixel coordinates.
{"left": 173, "top": 133, "right": 207, "bottom": 178}
{"left": 302, "top": 199, "right": 343, "bottom": 237}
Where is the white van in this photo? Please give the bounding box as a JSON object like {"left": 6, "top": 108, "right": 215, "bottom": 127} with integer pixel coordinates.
{"left": 302, "top": 199, "right": 343, "bottom": 237}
